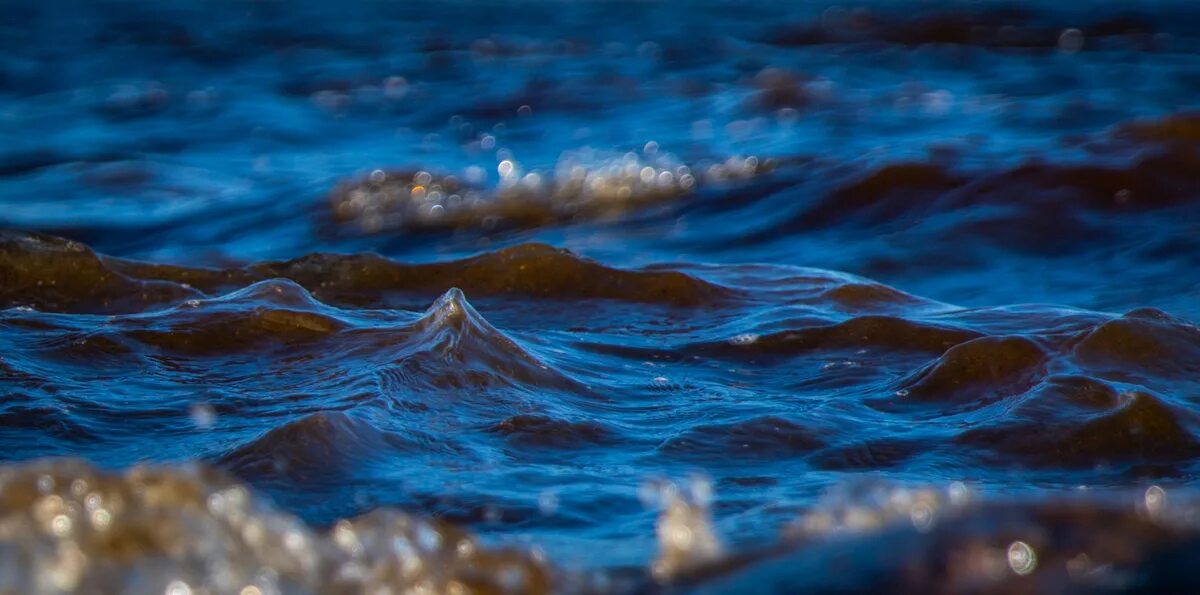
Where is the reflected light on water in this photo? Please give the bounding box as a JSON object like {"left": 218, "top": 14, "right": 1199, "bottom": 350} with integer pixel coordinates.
{"left": 1007, "top": 541, "right": 1037, "bottom": 576}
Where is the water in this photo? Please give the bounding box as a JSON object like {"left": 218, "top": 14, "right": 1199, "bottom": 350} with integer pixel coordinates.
{"left": 2, "top": 0, "right": 1200, "bottom": 592}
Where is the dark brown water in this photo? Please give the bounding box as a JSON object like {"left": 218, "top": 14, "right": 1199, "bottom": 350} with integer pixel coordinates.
{"left": 2, "top": 1, "right": 1200, "bottom": 593}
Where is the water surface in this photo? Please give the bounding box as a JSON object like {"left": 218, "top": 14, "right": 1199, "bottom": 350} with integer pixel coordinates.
{"left": 2, "top": 1, "right": 1200, "bottom": 592}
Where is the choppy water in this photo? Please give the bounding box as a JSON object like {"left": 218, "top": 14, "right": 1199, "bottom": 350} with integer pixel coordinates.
{"left": 2, "top": 0, "right": 1200, "bottom": 592}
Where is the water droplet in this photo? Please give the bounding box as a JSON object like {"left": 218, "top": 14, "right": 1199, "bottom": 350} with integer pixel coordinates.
{"left": 51, "top": 514, "right": 72, "bottom": 537}
{"left": 948, "top": 481, "right": 970, "bottom": 506}
{"left": 165, "top": 580, "right": 192, "bottom": 595}
{"left": 463, "top": 165, "right": 486, "bottom": 184}
{"left": 189, "top": 402, "right": 216, "bottom": 429}
{"left": 416, "top": 522, "right": 442, "bottom": 551}
{"left": 538, "top": 491, "right": 559, "bottom": 516}
{"left": 1007, "top": 541, "right": 1037, "bottom": 575}
{"left": 1059, "top": 28, "right": 1085, "bottom": 53}
{"left": 1146, "top": 485, "right": 1166, "bottom": 516}
{"left": 91, "top": 508, "right": 112, "bottom": 530}
{"left": 910, "top": 502, "right": 934, "bottom": 531}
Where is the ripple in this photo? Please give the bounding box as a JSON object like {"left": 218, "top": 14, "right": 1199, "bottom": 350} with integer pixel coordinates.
{"left": 659, "top": 416, "right": 825, "bottom": 461}
{"left": 487, "top": 414, "right": 616, "bottom": 449}
{"left": 382, "top": 287, "right": 581, "bottom": 391}
{"left": 768, "top": 7, "right": 1161, "bottom": 50}
{"left": 888, "top": 336, "right": 1048, "bottom": 408}
{"left": 1072, "top": 309, "right": 1200, "bottom": 379}
{"left": 5, "top": 232, "right": 731, "bottom": 311}
{"left": 958, "top": 381, "right": 1200, "bottom": 470}
{"left": 242, "top": 243, "right": 732, "bottom": 307}
{"left": 798, "top": 163, "right": 964, "bottom": 229}
{"left": 1114, "top": 111, "right": 1200, "bottom": 147}
{"left": 808, "top": 438, "right": 926, "bottom": 471}
{"left": 125, "top": 281, "right": 346, "bottom": 356}
{"left": 219, "top": 411, "right": 431, "bottom": 484}
{"left": 690, "top": 316, "right": 978, "bottom": 360}
{"left": 0, "top": 231, "right": 200, "bottom": 313}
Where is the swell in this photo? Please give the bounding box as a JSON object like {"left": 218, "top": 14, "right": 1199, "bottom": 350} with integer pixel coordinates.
{"left": 1, "top": 280, "right": 586, "bottom": 396}
{"left": 217, "top": 410, "right": 444, "bottom": 485}
{"left": 355, "top": 287, "right": 586, "bottom": 391}
{"left": 123, "top": 279, "right": 348, "bottom": 356}
{"left": 729, "top": 111, "right": 1200, "bottom": 272}
{"left": 7, "top": 232, "right": 1200, "bottom": 478}
{"left": 770, "top": 151, "right": 1200, "bottom": 241}
{"left": 0, "top": 231, "right": 731, "bottom": 312}
{"left": 0, "top": 231, "right": 202, "bottom": 314}
{"left": 3, "top": 233, "right": 1200, "bottom": 576}
{"left": 688, "top": 315, "right": 981, "bottom": 358}
{"left": 630, "top": 304, "right": 1200, "bottom": 473}
{"left": 957, "top": 381, "right": 1200, "bottom": 470}
{"left": 767, "top": 6, "right": 1166, "bottom": 50}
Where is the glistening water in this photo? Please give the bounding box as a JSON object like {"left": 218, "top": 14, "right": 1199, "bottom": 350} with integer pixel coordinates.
{"left": 2, "top": 0, "right": 1200, "bottom": 592}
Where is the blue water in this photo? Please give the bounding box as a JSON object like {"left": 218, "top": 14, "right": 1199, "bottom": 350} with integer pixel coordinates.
{"left": 2, "top": 1, "right": 1200, "bottom": 592}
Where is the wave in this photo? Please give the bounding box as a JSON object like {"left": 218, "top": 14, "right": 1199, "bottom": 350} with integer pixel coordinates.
{"left": 371, "top": 287, "right": 584, "bottom": 391}
{"left": 1, "top": 231, "right": 732, "bottom": 313}
{"left": 0, "top": 231, "right": 201, "bottom": 314}
{"left": 219, "top": 411, "right": 434, "bottom": 484}
{"left": 768, "top": 7, "right": 1163, "bottom": 50}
